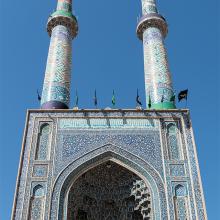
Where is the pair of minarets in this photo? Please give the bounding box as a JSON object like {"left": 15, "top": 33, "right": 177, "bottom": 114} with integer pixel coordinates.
{"left": 41, "top": 0, "right": 175, "bottom": 109}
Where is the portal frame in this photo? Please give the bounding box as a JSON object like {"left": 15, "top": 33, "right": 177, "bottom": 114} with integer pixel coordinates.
{"left": 49, "top": 145, "right": 167, "bottom": 220}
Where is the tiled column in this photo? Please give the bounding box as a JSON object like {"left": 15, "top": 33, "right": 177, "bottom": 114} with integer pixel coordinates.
{"left": 57, "top": 0, "right": 72, "bottom": 11}
{"left": 41, "top": 0, "right": 78, "bottom": 109}
{"left": 137, "top": 0, "right": 175, "bottom": 109}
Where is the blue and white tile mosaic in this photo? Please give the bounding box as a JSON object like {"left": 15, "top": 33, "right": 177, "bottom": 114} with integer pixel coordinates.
{"left": 41, "top": 25, "right": 72, "bottom": 107}
{"left": 33, "top": 165, "right": 48, "bottom": 178}
{"left": 11, "top": 110, "right": 207, "bottom": 220}
{"left": 170, "top": 164, "right": 185, "bottom": 177}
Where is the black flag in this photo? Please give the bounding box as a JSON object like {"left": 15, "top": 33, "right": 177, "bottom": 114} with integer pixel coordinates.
{"left": 178, "top": 89, "right": 188, "bottom": 102}
{"left": 94, "top": 90, "right": 98, "bottom": 107}
{"left": 74, "top": 90, "right": 79, "bottom": 107}
{"left": 37, "top": 90, "right": 41, "bottom": 101}
{"left": 136, "top": 89, "right": 142, "bottom": 106}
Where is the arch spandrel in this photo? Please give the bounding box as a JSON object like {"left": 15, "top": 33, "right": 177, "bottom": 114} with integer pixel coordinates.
{"left": 50, "top": 144, "right": 168, "bottom": 220}
{"left": 54, "top": 129, "right": 164, "bottom": 178}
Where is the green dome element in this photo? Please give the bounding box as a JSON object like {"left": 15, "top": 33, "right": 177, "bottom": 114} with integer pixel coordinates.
{"left": 151, "top": 102, "right": 176, "bottom": 110}
{"left": 51, "top": 10, "right": 75, "bottom": 19}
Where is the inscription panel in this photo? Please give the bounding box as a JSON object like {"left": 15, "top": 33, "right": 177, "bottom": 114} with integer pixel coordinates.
{"left": 59, "top": 118, "right": 159, "bottom": 129}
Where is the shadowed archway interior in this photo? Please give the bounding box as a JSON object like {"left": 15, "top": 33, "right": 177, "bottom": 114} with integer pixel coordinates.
{"left": 66, "top": 161, "right": 152, "bottom": 220}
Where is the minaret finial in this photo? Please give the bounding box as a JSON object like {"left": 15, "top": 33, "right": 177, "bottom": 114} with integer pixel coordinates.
{"left": 137, "top": 0, "right": 175, "bottom": 109}
{"left": 41, "top": 0, "right": 78, "bottom": 109}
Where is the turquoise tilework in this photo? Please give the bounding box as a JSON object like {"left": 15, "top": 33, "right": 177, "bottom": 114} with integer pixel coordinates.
{"left": 143, "top": 27, "right": 174, "bottom": 105}
{"left": 141, "top": 0, "right": 158, "bottom": 14}
{"left": 12, "top": 111, "right": 207, "bottom": 220}
{"left": 41, "top": 25, "right": 72, "bottom": 107}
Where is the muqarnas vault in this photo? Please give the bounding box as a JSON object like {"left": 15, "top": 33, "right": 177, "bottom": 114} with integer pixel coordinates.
{"left": 11, "top": 0, "right": 207, "bottom": 219}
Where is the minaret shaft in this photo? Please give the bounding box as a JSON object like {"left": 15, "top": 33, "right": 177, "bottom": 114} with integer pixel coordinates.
{"left": 41, "top": 0, "right": 78, "bottom": 109}
{"left": 137, "top": 0, "right": 175, "bottom": 109}
{"left": 141, "top": 0, "right": 158, "bottom": 14}
{"left": 41, "top": 25, "right": 72, "bottom": 109}
{"left": 57, "top": 0, "right": 72, "bottom": 11}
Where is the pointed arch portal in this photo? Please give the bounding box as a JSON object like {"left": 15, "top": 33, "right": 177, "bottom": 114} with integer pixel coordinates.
{"left": 50, "top": 145, "right": 167, "bottom": 219}
{"left": 66, "top": 161, "right": 151, "bottom": 220}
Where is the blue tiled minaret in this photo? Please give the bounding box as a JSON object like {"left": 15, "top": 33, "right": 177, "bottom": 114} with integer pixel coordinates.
{"left": 137, "top": 0, "right": 175, "bottom": 109}
{"left": 41, "top": 0, "right": 78, "bottom": 109}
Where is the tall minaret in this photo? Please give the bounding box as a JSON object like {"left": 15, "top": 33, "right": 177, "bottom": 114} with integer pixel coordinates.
{"left": 137, "top": 0, "right": 175, "bottom": 109}
{"left": 41, "top": 0, "right": 78, "bottom": 109}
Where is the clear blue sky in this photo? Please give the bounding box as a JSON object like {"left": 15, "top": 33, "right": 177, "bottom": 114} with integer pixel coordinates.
{"left": 0, "top": 0, "right": 219, "bottom": 219}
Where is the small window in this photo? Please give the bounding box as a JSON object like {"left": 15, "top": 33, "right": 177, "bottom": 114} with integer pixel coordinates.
{"left": 175, "top": 184, "right": 186, "bottom": 197}
{"left": 33, "top": 184, "right": 45, "bottom": 197}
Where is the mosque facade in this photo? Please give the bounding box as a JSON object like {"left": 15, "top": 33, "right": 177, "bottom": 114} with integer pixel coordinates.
{"left": 11, "top": 0, "right": 207, "bottom": 219}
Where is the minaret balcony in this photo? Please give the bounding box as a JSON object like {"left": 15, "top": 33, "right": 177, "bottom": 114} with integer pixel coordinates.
{"left": 47, "top": 10, "right": 78, "bottom": 39}
{"left": 136, "top": 13, "right": 168, "bottom": 40}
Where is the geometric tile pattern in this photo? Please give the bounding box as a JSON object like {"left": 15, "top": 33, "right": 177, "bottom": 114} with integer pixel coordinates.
{"left": 41, "top": 0, "right": 78, "bottom": 109}
{"left": 41, "top": 24, "right": 72, "bottom": 108}
{"left": 170, "top": 164, "right": 185, "bottom": 176}
{"left": 33, "top": 165, "right": 48, "bottom": 177}
{"left": 141, "top": 0, "right": 158, "bottom": 14}
{"left": 143, "top": 27, "right": 174, "bottom": 106}
{"left": 141, "top": 0, "right": 175, "bottom": 107}
{"left": 55, "top": 130, "right": 163, "bottom": 177}
{"left": 174, "top": 197, "right": 188, "bottom": 219}
{"left": 29, "top": 198, "right": 44, "bottom": 220}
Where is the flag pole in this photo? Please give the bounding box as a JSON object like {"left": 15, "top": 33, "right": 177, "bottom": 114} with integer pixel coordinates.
{"left": 185, "top": 90, "right": 188, "bottom": 108}
{"left": 74, "top": 89, "right": 79, "bottom": 109}
{"left": 112, "top": 90, "right": 116, "bottom": 108}
{"left": 94, "top": 89, "right": 98, "bottom": 109}
{"left": 72, "top": 89, "right": 79, "bottom": 109}
{"left": 185, "top": 98, "right": 188, "bottom": 109}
